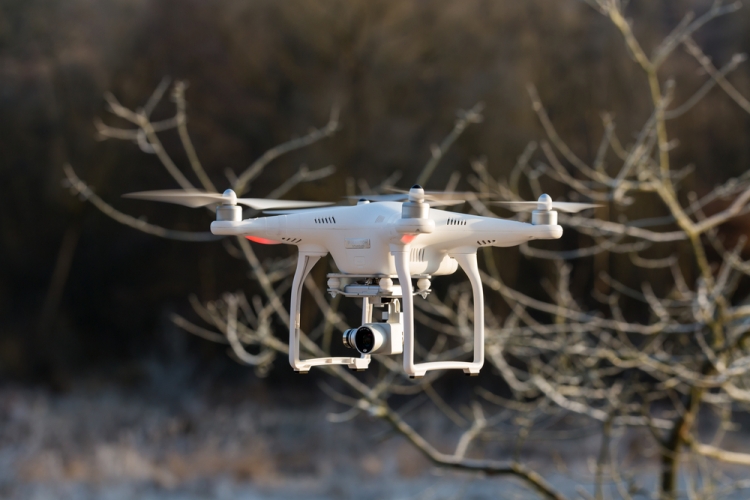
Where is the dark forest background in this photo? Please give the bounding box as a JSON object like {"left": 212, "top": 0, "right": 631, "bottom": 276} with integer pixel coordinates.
{"left": 1, "top": 0, "right": 749, "bottom": 388}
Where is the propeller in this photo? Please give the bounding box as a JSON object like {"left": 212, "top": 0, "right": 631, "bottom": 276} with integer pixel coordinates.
{"left": 346, "top": 186, "right": 599, "bottom": 213}
{"left": 345, "top": 192, "right": 467, "bottom": 207}
{"left": 264, "top": 206, "right": 342, "bottom": 215}
{"left": 123, "top": 189, "right": 332, "bottom": 210}
{"left": 493, "top": 194, "right": 600, "bottom": 213}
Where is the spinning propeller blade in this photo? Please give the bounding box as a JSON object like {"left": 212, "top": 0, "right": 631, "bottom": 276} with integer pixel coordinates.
{"left": 345, "top": 193, "right": 466, "bottom": 206}
{"left": 264, "top": 206, "right": 343, "bottom": 215}
{"left": 492, "top": 200, "right": 600, "bottom": 213}
{"left": 344, "top": 194, "right": 406, "bottom": 202}
{"left": 123, "top": 189, "right": 332, "bottom": 210}
{"left": 344, "top": 187, "right": 598, "bottom": 214}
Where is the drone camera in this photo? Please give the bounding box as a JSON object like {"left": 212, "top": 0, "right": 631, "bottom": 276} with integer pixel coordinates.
{"left": 343, "top": 322, "right": 403, "bottom": 355}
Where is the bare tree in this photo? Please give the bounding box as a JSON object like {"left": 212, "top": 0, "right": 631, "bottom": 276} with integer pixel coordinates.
{"left": 65, "top": 1, "right": 750, "bottom": 498}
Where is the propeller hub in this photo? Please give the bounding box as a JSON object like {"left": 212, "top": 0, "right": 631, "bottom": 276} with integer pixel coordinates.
{"left": 222, "top": 189, "right": 238, "bottom": 206}
{"left": 408, "top": 185, "right": 425, "bottom": 203}
{"left": 537, "top": 193, "right": 553, "bottom": 211}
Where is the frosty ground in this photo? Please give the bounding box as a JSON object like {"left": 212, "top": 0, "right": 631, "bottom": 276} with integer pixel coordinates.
{"left": 1, "top": 371, "right": 747, "bottom": 500}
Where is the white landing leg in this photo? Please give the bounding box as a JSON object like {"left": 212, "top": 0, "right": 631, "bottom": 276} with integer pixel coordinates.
{"left": 392, "top": 245, "right": 484, "bottom": 378}
{"left": 289, "top": 251, "right": 370, "bottom": 373}
{"left": 451, "top": 252, "right": 484, "bottom": 376}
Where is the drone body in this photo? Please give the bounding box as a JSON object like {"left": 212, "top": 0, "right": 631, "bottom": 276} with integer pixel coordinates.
{"left": 211, "top": 200, "right": 562, "bottom": 276}
{"left": 125, "top": 185, "right": 590, "bottom": 377}
{"left": 207, "top": 186, "right": 565, "bottom": 377}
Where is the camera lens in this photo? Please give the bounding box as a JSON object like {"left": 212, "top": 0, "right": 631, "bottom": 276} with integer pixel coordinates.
{"left": 354, "top": 327, "right": 376, "bottom": 353}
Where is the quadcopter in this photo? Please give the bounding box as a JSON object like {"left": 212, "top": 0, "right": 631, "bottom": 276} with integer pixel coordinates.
{"left": 125, "top": 185, "right": 596, "bottom": 377}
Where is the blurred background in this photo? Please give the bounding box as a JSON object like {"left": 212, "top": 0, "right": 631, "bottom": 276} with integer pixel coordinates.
{"left": 1, "top": 0, "right": 750, "bottom": 498}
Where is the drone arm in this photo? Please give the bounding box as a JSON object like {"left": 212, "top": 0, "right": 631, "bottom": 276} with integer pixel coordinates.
{"left": 211, "top": 216, "right": 284, "bottom": 241}
{"left": 289, "top": 250, "right": 370, "bottom": 373}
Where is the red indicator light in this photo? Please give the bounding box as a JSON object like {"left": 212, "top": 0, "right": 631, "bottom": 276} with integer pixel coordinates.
{"left": 400, "top": 234, "right": 416, "bottom": 244}
{"left": 246, "top": 236, "right": 281, "bottom": 245}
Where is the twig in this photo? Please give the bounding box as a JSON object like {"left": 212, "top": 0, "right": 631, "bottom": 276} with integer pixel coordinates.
{"left": 416, "top": 103, "right": 484, "bottom": 186}
{"left": 232, "top": 106, "right": 340, "bottom": 195}
{"left": 63, "top": 164, "right": 219, "bottom": 242}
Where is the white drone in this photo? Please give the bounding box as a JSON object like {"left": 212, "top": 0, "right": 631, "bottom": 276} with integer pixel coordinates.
{"left": 125, "top": 185, "right": 597, "bottom": 377}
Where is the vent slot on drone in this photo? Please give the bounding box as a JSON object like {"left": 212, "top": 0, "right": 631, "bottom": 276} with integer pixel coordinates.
{"left": 282, "top": 237, "right": 302, "bottom": 243}
{"left": 375, "top": 215, "right": 385, "bottom": 223}
{"left": 410, "top": 248, "right": 426, "bottom": 262}
{"left": 447, "top": 218, "right": 466, "bottom": 226}
{"left": 314, "top": 217, "right": 337, "bottom": 224}
{"left": 477, "top": 239, "right": 497, "bottom": 246}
